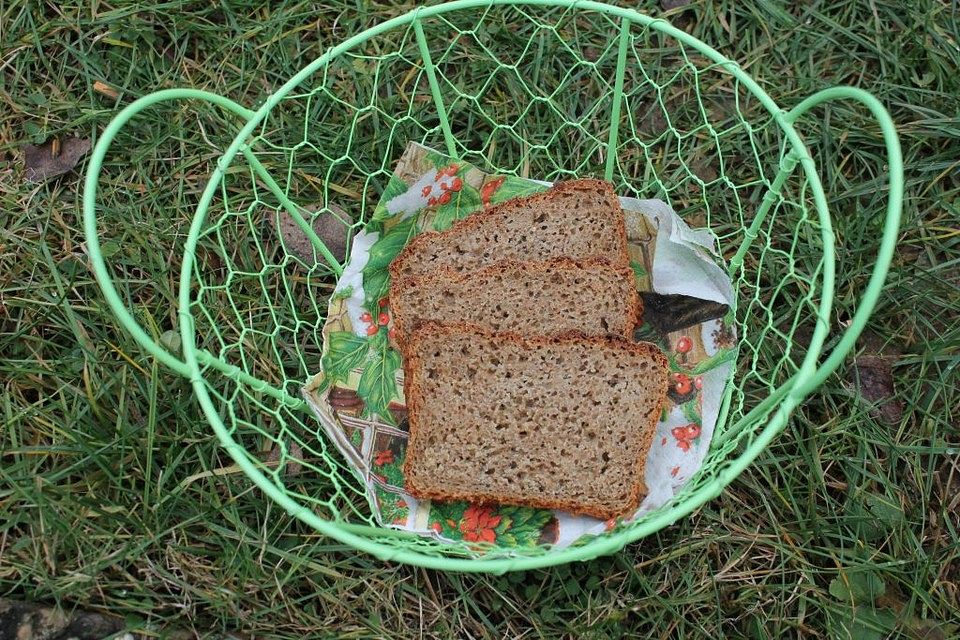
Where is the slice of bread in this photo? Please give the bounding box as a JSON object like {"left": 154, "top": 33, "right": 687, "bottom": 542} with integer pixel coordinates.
{"left": 389, "top": 179, "right": 629, "bottom": 282}
{"left": 402, "top": 323, "right": 668, "bottom": 520}
{"left": 390, "top": 257, "right": 642, "bottom": 348}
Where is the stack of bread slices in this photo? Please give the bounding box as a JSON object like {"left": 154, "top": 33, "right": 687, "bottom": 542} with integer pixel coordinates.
{"left": 388, "top": 179, "right": 668, "bottom": 520}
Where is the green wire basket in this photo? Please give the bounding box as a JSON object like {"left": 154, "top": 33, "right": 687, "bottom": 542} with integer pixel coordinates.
{"left": 83, "top": 0, "right": 903, "bottom": 572}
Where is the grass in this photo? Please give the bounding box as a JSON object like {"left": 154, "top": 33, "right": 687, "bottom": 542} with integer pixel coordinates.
{"left": 1, "top": 0, "right": 958, "bottom": 637}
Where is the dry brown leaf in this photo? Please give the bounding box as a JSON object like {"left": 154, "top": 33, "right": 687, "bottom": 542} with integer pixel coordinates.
{"left": 286, "top": 442, "right": 304, "bottom": 478}
{"left": 692, "top": 160, "right": 718, "bottom": 183}
{"left": 93, "top": 80, "right": 120, "bottom": 99}
{"left": 23, "top": 136, "right": 91, "bottom": 182}
{"left": 275, "top": 204, "right": 352, "bottom": 264}
{"left": 265, "top": 441, "right": 304, "bottom": 479}
{"left": 848, "top": 333, "right": 904, "bottom": 425}
{"left": 638, "top": 101, "right": 669, "bottom": 137}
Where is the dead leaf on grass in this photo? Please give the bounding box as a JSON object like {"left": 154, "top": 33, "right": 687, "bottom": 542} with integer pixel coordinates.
{"left": 847, "top": 332, "right": 904, "bottom": 425}
{"left": 23, "top": 136, "right": 91, "bottom": 182}
{"left": 852, "top": 356, "right": 903, "bottom": 424}
{"left": 266, "top": 441, "right": 304, "bottom": 479}
{"left": 691, "top": 160, "right": 718, "bottom": 184}
{"left": 274, "top": 204, "right": 352, "bottom": 264}
{"left": 93, "top": 80, "right": 120, "bottom": 99}
{"left": 638, "top": 101, "right": 669, "bottom": 137}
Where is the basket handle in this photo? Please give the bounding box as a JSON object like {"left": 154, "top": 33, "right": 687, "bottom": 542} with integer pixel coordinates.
{"left": 83, "top": 89, "right": 258, "bottom": 378}
{"left": 784, "top": 86, "right": 904, "bottom": 396}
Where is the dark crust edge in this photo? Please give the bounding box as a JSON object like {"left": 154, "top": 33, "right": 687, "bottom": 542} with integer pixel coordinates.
{"left": 390, "top": 256, "right": 642, "bottom": 352}
{"left": 388, "top": 178, "right": 631, "bottom": 284}
{"left": 401, "top": 321, "right": 669, "bottom": 521}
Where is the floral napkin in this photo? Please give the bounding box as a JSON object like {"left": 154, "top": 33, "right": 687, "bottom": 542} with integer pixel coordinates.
{"left": 303, "top": 142, "right": 738, "bottom": 552}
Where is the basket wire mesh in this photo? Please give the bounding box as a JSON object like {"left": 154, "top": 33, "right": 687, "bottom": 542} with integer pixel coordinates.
{"left": 83, "top": 0, "right": 902, "bottom": 572}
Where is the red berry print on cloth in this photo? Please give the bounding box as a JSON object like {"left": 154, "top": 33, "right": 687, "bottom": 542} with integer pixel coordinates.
{"left": 480, "top": 176, "right": 506, "bottom": 206}
{"left": 667, "top": 372, "right": 697, "bottom": 404}
{"left": 374, "top": 449, "right": 394, "bottom": 466}
{"left": 430, "top": 522, "right": 443, "bottom": 534}
{"left": 377, "top": 312, "right": 390, "bottom": 326}
{"left": 671, "top": 422, "right": 702, "bottom": 452}
{"left": 422, "top": 184, "right": 432, "bottom": 197}
{"left": 359, "top": 307, "right": 383, "bottom": 337}
{"left": 435, "top": 163, "right": 459, "bottom": 180}
{"left": 378, "top": 297, "right": 389, "bottom": 308}
{"left": 694, "top": 376, "right": 703, "bottom": 390}
{"left": 675, "top": 335, "right": 693, "bottom": 365}
{"left": 671, "top": 465, "right": 681, "bottom": 478}
{"left": 459, "top": 504, "right": 501, "bottom": 544}
{"left": 430, "top": 171, "right": 463, "bottom": 211}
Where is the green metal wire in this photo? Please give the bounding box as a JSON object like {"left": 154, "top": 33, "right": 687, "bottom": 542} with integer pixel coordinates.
{"left": 82, "top": 0, "right": 903, "bottom": 572}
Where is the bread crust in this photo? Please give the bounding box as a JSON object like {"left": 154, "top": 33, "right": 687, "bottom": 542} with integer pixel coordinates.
{"left": 388, "top": 178, "right": 631, "bottom": 283}
{"left": 390, "top": 255, "right": 643, "bottom": 351}
{"left": 401, "top": 322, "right": 668, "bottom": 520}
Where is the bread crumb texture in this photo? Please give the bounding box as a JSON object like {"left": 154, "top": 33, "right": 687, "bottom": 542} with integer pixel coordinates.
{"left": 403, "top": 324, "right": 667, "bottom": 520}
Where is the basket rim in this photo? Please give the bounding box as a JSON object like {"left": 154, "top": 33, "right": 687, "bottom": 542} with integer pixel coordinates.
{"left": 173, "top": 0, "right": 842, "bottom": 572}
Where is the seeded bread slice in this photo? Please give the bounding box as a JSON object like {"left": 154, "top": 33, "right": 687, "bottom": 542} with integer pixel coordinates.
{"left": 390, "top": 257, "right": 642, "bottom": 348}
{"left": 389, "top": 179, "right": 629, "bottom": 282}
{"left": 402, "top": 322, "right": 668, "bottom": 520}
